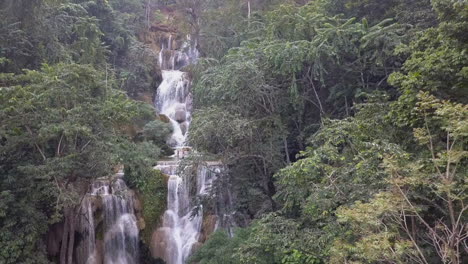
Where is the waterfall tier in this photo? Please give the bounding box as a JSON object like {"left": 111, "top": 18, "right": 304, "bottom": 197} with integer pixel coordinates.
{"left": 152, "top": 162, "right": 223, "bottom": 264}
{"left": 155, "top": 34, "right": 198, "bottom": 148}
{"left": 153, "top": 35, "right": 236, "bottom": 264}
{"left": 76, "top": 176, "right": 139, "bottom": 264}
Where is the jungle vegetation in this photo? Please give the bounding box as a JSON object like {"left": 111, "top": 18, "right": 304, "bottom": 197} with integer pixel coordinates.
{"left": 0, "top": 0, "right": 466, "bottom": 264}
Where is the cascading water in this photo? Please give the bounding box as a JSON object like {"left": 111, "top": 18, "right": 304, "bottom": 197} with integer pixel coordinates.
{"left": 153, "top": 161, "right": 221, "bottom": 264}
{"left": 153, "top": 35, "right": 236, "bottom": 264}
{"left": 152, "top": 35, "right": 206, "bottom": 264}
{"left": 76, "top": 174, "right": 139, "bottom": 264}
{"left": 155, "top": 35, "right": 198, "bottom": 149}
{"left": 155, "top": 70, "right": 190, "bottom": 147}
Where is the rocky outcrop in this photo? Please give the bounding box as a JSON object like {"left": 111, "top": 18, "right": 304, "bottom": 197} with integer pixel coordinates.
{"left": 200, "top": 214, "right": 218, "bottom": 243}
{"left": 158, "top": 114, "right": 171, "bottom": 123}
{"left": 150, "top": 228, "right": 170, "bottom": 260}
{"left": 133, "top": 192, "right": 146, "bottom": 231}
{"left": 46, "top": 222, "right": 64, "bottom": 259}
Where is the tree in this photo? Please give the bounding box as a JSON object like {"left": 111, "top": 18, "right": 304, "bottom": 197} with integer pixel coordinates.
{"left": 0, "top": 63, "right": 158, "bottom": 263}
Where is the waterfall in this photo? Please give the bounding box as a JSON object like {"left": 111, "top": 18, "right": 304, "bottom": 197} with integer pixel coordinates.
{"left": 76, "top": 175, "right": 139, "bottom": 264}
{"left": 152, "top": 35, "right": 203, "bottom": 264}
{"left": 155, "top": 35, "right": 198, "bottom": 149}
{"left": 153, "top": 162, "right": 221, "bottom": 264}
{"left": 155, "top": 70, "right": 190, "bottom": 147}
{"left": 153, "top": 35, "right": 236, "bottom": 264}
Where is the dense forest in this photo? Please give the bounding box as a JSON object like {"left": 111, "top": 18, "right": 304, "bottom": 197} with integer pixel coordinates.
{"left": 0, "top": 0, "right": 467, "bottom": 264}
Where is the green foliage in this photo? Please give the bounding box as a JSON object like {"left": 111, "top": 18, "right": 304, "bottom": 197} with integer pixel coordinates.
{"left": 0, "top": 63, "right": 157, "bottom": 263}
{"left": 143, "top": 119, "right": 173, "bottom": 155}
{"left": 189, "top": 229, "right": 251, "bottom": 264}
{"left": 0, "top": 0, "right": 158, "bottom": 95}
{"left": 139, "top": 170, "right": 168, "bottom": 245}
{"left": 1, "top": 0, "right": 467, "bottom": 263}
{"left": 235, "top": 214, "right": 323, "bottom": 264}
{"left": 191, "top": 1, "right": 413, "bottom": 224}
{"left": 194, "top": 3, "right": 466, "bottom": 263}
{"left": 118, "top": 126, "right": 169, "bottom": 244}
{"left": 389, "top": 0, "right": 468, "bottom": 126}
{"left": 332, "top": 92, "right": 467, "bottom": 263}
{"left": 0, "top": 0, "right": 170, "bottom": 261}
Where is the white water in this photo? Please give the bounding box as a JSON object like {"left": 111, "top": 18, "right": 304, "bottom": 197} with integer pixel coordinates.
{"left": 77, "top": 176, "right": 139, "bottom": 264}
{"left": 154, "top": 35, "right": 236, "bottom": 264}
{"left": 155, "top": 70, "right": 190, "bottom": 147}
{"left": 153, "top": 35, "right": 204, "bottom": 264}
{"left": 154, "top": 162, "right": 219, "bottom": 264}
{"left": 155, "top": 35, "right": 198, "bottom": 148}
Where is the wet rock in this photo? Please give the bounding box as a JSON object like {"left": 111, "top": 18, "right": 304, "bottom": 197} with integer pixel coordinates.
{"left": 133, "top": 195, "right": 143, "bottom": 212}
{"left": 89, "top": 196, "right": 103, "bottom": 216}
{"left": 94, "top": 239, "right": 104, "bottom": 264}
{"left": 158, "top": 114, "right": 171, "bottom": 123}
{"left": 185, "top": 93, "right": 193, "bottom": 113}
{"left": 174, "top": 107, "right": 186, "bottom": 123}
{"left": 200, "top": 215, "right": 218, "bottom": 243}
{"left": 138, "top": 217, "right": 146, "bottom": 230}
{"left": 180, "top": 121, "right": 189, "bottom": 135}
{"left": 150, "top": 228, "right": 169, "bottom": 261}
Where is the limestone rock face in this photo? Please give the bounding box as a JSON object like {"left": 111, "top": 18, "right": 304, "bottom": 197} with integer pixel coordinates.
{"left": 150, "top": 228, "right": 169, "bottom": 261}
{"left": 94, "top": 239, "right": 104, "bottom": 264}
{"left": 133, "top": 193, "right": 146, "bottom": 231}
{"left": 200, "top": 214, "right": 218, "bottom": 243}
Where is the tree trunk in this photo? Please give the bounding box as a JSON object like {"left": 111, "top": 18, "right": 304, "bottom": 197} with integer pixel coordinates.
{"left": 283, "top": 136, "right": 291, "bottom": 164}
{"left": 59, "top": 209, "right": 70, "bottom": 264}
{"left": 67, "top": 210, "right": 76, "bottom": 264}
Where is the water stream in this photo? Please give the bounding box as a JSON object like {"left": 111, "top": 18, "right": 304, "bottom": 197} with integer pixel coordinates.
{"left": 74, "top": 35, "right": 234, "bottom": 264}
{"left": 77, "top": 175, "right": 139, "bottom": 264}
{"left": 153, "top": 35, "right": 239, "bottom": 264}
{"left": 153, "top": 35, "right": 205, "bottom": 264}
{"left": 155, "top": 35, "right": 197, "bottom": 149}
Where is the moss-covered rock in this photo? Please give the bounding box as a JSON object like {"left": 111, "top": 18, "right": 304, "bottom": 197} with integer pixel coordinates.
{"left": 158, "top": 114, "right": 171, "bottom": 123}
{"left": 137, "top": 170, "right": 168, "bottom": 245}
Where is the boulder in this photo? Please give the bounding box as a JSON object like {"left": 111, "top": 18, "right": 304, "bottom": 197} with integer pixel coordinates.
{"left": 173, "top": 104, "right": 187, "bottom": 123}
{"left": 158, "top": 114, "right": 171, "bottom": 123}
{"left": 180, "top": 121, "right": 189, "bottom": 135}
{"left": 150, "top": 228, "right": 169, "bottom": 261}
{"left": 174, "top": 109, "right": 186, "bottom": 123}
